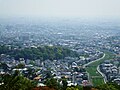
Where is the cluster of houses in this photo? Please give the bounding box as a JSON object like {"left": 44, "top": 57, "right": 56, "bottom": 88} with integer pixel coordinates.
{"left": 0, "top": 51, "right": 92, "bottom": 86}
{"left": 0, "top": 38, "right": 105, "bottom": 87}
{"left": 99, "top": 59, "right": 120, "bottom": 85}
{"left": 0, "top": 24, "right": 119, "bottom": 87}
{"left": 98, "top": 36, "right": 120, "bottom": 55}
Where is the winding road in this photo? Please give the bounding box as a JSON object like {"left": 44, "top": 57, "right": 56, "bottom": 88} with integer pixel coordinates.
{"left": 83, "top": 53, "right": 105, "bottom": 68}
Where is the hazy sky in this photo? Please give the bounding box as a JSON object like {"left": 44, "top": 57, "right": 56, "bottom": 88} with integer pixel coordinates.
{"left": 0, "top": 0, "right": 120, "bottom": 18}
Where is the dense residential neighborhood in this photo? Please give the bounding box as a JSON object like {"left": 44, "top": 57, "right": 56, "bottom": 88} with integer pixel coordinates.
{"left": 99, "top": 59, "right": 120, "bottom": 85}
{"left": 0, "top": 19, "right": 120, "bottom": 90}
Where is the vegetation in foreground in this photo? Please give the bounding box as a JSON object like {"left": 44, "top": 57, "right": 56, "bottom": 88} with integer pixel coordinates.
{"left": 0, "top": 71, "right": 37, "bottom": 90}
{"left": 1, "top": 74, "right": 120, "bottom": 90}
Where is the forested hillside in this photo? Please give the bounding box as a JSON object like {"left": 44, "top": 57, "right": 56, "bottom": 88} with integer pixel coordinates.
{"left": 0, "top": 45, "right": 78, "bottom": 60}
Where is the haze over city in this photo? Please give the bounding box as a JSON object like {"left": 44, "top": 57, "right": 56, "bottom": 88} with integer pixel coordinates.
{"left": 0, "top": 0, "right": 120, "bottom": 90}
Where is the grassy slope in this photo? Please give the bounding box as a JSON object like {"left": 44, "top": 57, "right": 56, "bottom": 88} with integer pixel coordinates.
{"left": 86, "top": 51, "right": 115, "bottom": 86}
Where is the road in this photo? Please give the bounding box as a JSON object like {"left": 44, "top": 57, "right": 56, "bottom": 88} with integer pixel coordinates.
{"left": 83, "top": 53, "right": 105, "bottom": 68}
{"left": 97, "top": 65, "right": 107, "bottom": 83}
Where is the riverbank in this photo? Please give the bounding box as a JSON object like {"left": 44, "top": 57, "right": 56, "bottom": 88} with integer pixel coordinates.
{"left": 85, "top": 51, "right": 115, "bottom": 86}
{"left": 83, "top": 53, "right": 105, "bottom": 68}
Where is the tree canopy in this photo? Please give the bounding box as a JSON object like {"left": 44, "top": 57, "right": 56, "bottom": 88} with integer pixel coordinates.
{"left": 0, "top": 74, "right": 36, "bottom": 90}
{"left": 0, "top": 45, "right": 79, "bottom": 60}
